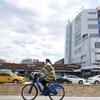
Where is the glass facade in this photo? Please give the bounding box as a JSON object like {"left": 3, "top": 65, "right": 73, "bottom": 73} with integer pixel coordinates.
{"left": 95, "top": 42, "right": 100, "bottom": 48}
{"left": 97, "top": 10, "right": 100, "bottom": 34}
{"left": 88, "top": 24, "right": 98, "bottom": 29}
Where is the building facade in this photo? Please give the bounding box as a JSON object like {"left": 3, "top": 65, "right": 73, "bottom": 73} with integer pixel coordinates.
{"left": 0, "top": 62, "right": 81, "bottom": 77}
{"left": 0, "top": 59, "right": 6, "bottom": 63}
{"left": 65, "top": 8, "right": 100, "bottom": 70}
{"left": 21, "top": 58, "right": 39, "bottom": 64}
{"left": 55, "top": 58, "right": 64, "bottom": 64}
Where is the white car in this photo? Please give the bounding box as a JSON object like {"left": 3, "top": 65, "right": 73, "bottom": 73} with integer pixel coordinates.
{"left": 88, "top": 75, "right": 100, "bottom": 84}
{"left": 63, "top": 75, "right": 86, "bottom": 84}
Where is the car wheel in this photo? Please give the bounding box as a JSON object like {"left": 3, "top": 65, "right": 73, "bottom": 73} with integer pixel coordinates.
{"left": 79, "top": 80, "right": 83, "bottom": 84}
{"left": 94, "top": 81, "right": 99, "bottom": 85}
{"left": 13, "top": 80, "right": 19, "bottom": 84}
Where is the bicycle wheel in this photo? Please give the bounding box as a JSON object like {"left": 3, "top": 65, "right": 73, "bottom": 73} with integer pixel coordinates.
{"left": 48, "top": 84, "right": 65, "bottom": 100}
{"left": 21, "top": 84, "right": 38, "bottom": 100}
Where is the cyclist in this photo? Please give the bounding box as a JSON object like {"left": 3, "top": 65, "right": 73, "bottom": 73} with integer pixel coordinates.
{"left": 39, "top": 59, "right": 56, "bottom": 94}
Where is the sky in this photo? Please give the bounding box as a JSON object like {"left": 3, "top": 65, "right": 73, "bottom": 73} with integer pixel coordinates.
{"left": 0, "top": 0, "right": 100, "bottom": 63}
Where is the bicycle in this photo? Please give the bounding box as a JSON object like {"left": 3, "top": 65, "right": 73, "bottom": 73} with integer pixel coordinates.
{"left": 21, "top": 72, "right": 65, "bottom": 100}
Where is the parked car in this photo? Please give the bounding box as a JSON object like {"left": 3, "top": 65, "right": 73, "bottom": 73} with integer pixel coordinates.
{"left": 63, "top": 75, "right": 86, "bottom": 84}
{"left": 56, "top": 75, "right": 72, "bottom": 84}
{"left": 88, "top": 75, "right": 100, "bottom": 85}
{"left": 0, "top": 72, "right": 26, "bottom": 84}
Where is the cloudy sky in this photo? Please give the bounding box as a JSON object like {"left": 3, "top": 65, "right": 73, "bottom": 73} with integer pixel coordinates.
{"left": 0, "top": 0, "right": 100, "bottom": 63}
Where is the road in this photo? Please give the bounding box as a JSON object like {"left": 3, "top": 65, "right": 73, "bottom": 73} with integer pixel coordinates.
{"left": 0, "top": 95, "right": 100, "bottom": 100}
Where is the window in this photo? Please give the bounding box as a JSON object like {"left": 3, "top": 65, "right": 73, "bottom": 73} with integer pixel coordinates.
{"left": 88, "top": 18, "right": 97, "bottom": 21}
{"left": 90, "top": 34, "right": 100, "bottom": 37}
{"left": 71, "top": 75, "right": 77, "bottom": 78}
{"left": 95, "top": 60, "right": 100, "bottom": 62}
{"left": 78, "top": 47, "right": 81, "bottom": 52}
{"left": 88, "top": 12, "right": 96, "bottom": 14}
{"left": 75, "top": 33, "right": 81, "bottom": 46}
{"left": 0, "top": 73, "right": 5, "bottom": 76}
{"left": 93, "top": 63, "right": 100, "bottom": 65}
{"left": 98, "top": 11, "right": 100, "bottom": 17}
{"left": 81, "top": 61, "right": 86, "bottom": 64}
{"left": 88, "top": 24, "right": 98, "bottom": 29}
{"left": 66, "top": 75, "right": 71, "bottom": 78}
{"left": 95, "top": 52, "right": 100, "bottom": 55}
{"left": 75, "top": 38, "right": 81, "bottom": 46}
{"left": 74, "top": 47, "right": 81, "bottom": 54}
{"left": 0, "top": 73, "right": 10, "bottom": 76}
{"left": 75, "top": 34, "right": 81, "bottom": 39}
{"left": 98, "top": 18, "right": 100, "bottom": 23}
{"left": 95, "top": 42, "right": 100, "bottom": 48}
{"left": 74, "top": 49, "right": 77, "bottom": 54}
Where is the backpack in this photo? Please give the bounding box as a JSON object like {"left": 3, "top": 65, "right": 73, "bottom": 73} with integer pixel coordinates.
{"left": 29, "top": 73, "right": 34, "bottom": 80}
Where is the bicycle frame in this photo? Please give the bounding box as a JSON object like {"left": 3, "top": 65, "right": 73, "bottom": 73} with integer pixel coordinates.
{"left": 29, "top": 73, "right": 64, "bottom": 96}
{"left": 29, "top": 78, "right": 50, "bottom": 95}
{"left": 21, "top": 74, "right": 65, "bottom": 100}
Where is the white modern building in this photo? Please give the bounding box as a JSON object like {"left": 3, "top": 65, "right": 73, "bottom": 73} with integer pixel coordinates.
{"left": 64, "top": 8, "right": 100, "bottom": 70}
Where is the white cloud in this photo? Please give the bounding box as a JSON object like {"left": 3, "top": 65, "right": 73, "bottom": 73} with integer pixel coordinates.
{"left": 0, "top": 0, "right": 100, "bottom": 63}
{"left": 84, "top": 0, "right": 100, "bottom": 9}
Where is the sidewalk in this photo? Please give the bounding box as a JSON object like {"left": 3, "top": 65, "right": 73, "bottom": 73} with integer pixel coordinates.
{"left": 0, "top": 95, "right": 100, "bottom": 100}
{"left": 1, "top": 84, "right": 100, "bottom": 96}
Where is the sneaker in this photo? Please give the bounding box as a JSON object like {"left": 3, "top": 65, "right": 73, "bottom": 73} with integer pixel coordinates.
{"left": 44, "top": 93, "right": 49, "bottom": 96}
{"left": 40, "top": 92, "right": 49, "bottom": 96}
{"left": 54, "top": 91, "right": 58, "bottom": 95}
{"left": 40, "top": 93, "right": 43, "bottom": 95}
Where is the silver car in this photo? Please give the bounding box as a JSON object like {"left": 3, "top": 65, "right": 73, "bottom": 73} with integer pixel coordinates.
{"left": 63, "top": 75, "right": 86, "bottom": 84}
{"left": 88, "top": 75, "right": 100, "bottom": 85}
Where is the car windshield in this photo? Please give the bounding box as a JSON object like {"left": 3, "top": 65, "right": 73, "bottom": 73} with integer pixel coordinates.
{"left": 10, "top": 73, "right": 17, "bottom": 76}
{"left": 56, "top": 75, "right": 62, "bottom": 78}
{"left": 65, "top": 75, "right": 79, "bottom": 78}
{"left": 72, "top": 75, "right": 78, "bottom": 78}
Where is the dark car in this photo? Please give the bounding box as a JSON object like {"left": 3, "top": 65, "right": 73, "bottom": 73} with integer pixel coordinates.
{"left": 56, "top": 75, "right": 72, "bottom": 84}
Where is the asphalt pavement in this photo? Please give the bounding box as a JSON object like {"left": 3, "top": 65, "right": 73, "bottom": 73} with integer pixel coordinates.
{"left": 0, "top": 95, "right": 100, "bottom": 100}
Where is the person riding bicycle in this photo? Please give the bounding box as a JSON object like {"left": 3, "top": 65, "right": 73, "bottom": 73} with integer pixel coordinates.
{"left": 22, "top": 59, "right": 65, "bottom": 100}
{"left": 39, "top": 59, "right": 56, "bottom": 93}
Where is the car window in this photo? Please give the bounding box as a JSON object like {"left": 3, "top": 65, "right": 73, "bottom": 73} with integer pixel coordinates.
{"left": 0, "top": 73, "right": 5, "bottom": 76}
{"left": 71, "top": 75, "right": 78, "bottom": 78}
{"left": 98, "top": 76, "right": 100, "bottom": 78}
{"left": 10, "top": 73, "right": 17, "bottom": 76}
{"left": 66, "top": 75, "right": 71, "bottom": 78}
{"left": 0, "top": 73, "right": 10, "bottom": 76}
